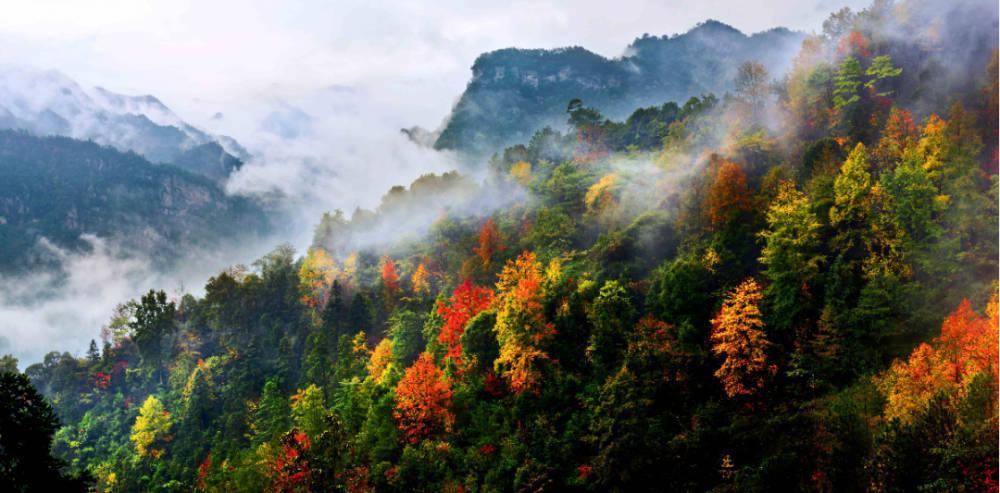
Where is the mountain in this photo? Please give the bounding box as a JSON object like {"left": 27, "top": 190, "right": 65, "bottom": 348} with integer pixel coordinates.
{"left": 0, "top": 130, "right": 269, "bottom": 273}
{"left": 0, "top": 66, "right": 247, "bottom": 181}
{"left": 433, "top": 21, "right": 805, "bottom": 154}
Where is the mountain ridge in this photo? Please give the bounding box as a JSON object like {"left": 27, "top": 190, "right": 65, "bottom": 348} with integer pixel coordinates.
{"left": 0, "top": 65, "right": 247, "bottom": 182}
{"left": 432, "top": 20, "right": 805, "bottom": 154}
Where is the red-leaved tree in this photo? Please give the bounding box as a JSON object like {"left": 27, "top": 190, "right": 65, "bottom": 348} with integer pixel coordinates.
{"left": 394, "top": 353, "right": 455, "bottom": 444}
{"left": 437, "top": 280, "right": 493, "bottom": 364}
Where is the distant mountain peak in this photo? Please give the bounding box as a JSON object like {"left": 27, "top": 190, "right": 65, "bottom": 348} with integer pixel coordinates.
{"left": 689, "top": 19, "right": 743, "bottom": 35}
{"left": 434, "top": 20, "right": 805, "bottom": 154}
{"left": 0, "top": 65, "right": 245, "bottom": 181}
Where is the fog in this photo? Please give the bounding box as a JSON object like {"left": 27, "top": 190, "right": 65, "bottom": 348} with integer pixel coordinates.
{"left": 208, "top": 85, "right": 467, "bottom": 249}
{"left": 0, "top": 0, "right": 885, "bottom": 366}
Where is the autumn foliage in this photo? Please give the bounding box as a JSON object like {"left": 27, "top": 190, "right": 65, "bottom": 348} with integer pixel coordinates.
{"left": 706, "top": 159, "right": 752, "bottom": 229}
{"left": 473, "top": 218, "right": 505, "bottom": 269}
{"left": 437, "top": 280, "right": 493, "bottom": 364}
{"left": 299, "top": 248, "right": 337, "bottom": 308}
{"left": 394, "top": 353, "right": 455, "bottom": 444}
{"left": 710, "top": 278, "right": 776, "bottom": 398}
{"left": 381, "top": 257, "right": 400, "bottom": 296}
{"left": 369, "top": 338, "right": 394, "bottom": 384}
{"left": 267, "top": 430, "right": 312, "bottom": 492}
{"left": 493, "top": 251, "right": 555, "bottom": 394}
{"left": 879, "top": 296, "right": 998, "bottom": 423}
{"left": 411, "top": 262, "right": 431, "bottom": 295}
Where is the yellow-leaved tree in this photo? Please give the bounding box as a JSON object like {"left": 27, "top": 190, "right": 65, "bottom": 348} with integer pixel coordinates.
{"left": 131, "top": 395, "right": 173, "bottom": 458}
{"left": 710, "top": 278, "right": 777, "bottom": 398}
{"left": 411, "top": 262, "right": 432, "bottom": 296}
{"left": 298, "top": 248, "right": 337, "bottom": 308}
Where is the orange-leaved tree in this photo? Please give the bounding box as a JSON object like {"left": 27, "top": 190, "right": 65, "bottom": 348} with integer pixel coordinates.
{"left": 493, "top": 251, "right": 555, "bottom": 394}
{"left": 394, "top": 353, "right": 454, "bottom": 444}
{"left": 437, "top": 280, "right": 493, "bottom": 365}
{"left": 473, "top": 218, "right": 505, "bottom": 269}
{"left": 879, "top": 296, "right": 998, "bottom": 424}
{"left": 381, "top": 257, "right": 400, "bottom": 297}
{"left": 710, "top": 278, "right": 777, "bottom": 398}
{"left": 706, "top": 159, "right": 752, "bottom": 229}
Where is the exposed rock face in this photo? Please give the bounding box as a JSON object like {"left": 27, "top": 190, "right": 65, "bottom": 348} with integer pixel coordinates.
{"left": 0, "top": 130, "right": 269, "bottom": 273}
{"left": 434, "top": 21, "right": 805, "bottom": 155}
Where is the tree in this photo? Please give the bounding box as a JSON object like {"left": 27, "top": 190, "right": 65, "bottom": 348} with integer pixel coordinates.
{"left": 437, "top": 280, "right": 493, "bottom": 365}
{"left": 251, "top": 378, "right": 290, "bottom": 445}
{"left": 833, "top": 56, "right": 862, "bottom": 110}
{"left": 706, "top": 160, "right": 752, "bottom": 229}
{"left": 299, "top": 248, "right": 337, "bottom": 309}
{"left": 303, "top": 321, "right": 334, "bottom": 391}
{"left": 759, "top": 181, "right": 825, "bottom": 331}
{"left": 473, "top": 218, "right": 505, "bottom": 269}
{"left": 381, "top": 257, "right": 401, "bottom": 299}
{"left": 411, "top": 263, "right": 432, "bottom": 296}
{"left": 864, "top": 55, "right": 902, "bottom": 96}
{"left": 874, "top": 107, "right": 918, "bottom": 167}
{"left": 320, "top": 281, "right": 348, "bottom": 336}
{"left": 0, "top": 371, "right": 88, "bottom": 492}
{"left": 509, "top": 161, "right": 532, "bottom": 186}
{"left": 86, "top": 339, "right": 100, "bottom": 364}
{"left": 734, "top": 61, "right": 769, "bottom": 121}
{"left": 130, "top": 290, "right": 176, "bottom": 384}
{"left": 266, "top": 430, "right": 313, "bottom": 493}
{"left": 388, "top": 309, "right": 426, "bottom": 367}
{"left": 585, "top": 173, "right": 620, "bottom": 216}
{"left": 290, "top": 384, "right": 327, "bottom": 439}
{"left": 879, "top": 296, "right": 998, "bottom": 424}
{"left": 493, "top": 251, "right": 556, "bottom": 394}
{"left": 394, "top": 353, "right": 454, "bottom": 443}
{"left": 131, "top": 395, "right": 173, "bottom": 458}
{"left": 0, "top": 354, "right": 16, "bottom": 373}
{"left": 368, "top": 338, "right": 394, "bottom": 384}
{"left": 587, "top": 280, "right": 636, "bottom": 375}
{"left": 710, "top": 278, "right": 776, "bottom": 398}
{"left": 829, "top": 143, "right": 872, "bottom": 252}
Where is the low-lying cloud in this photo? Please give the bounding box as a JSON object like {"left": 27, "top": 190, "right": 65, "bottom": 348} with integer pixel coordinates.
{"left": 0, "top": 233, "right": 282, "bottom": 366}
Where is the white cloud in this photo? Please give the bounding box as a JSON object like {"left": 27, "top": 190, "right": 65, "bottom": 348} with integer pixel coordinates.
{"left": 0, "top": 0, "right": 871, "bottom": 129}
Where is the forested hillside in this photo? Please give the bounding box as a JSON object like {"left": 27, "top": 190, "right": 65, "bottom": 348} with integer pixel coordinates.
{"left": 2, "top": 0, "right": 998, "bottom": 491}
{"left": 0, "top": 131, "right": 269, "bottom": 273}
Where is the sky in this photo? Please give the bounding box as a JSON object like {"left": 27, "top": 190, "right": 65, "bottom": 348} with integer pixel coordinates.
{"left": 0, "top": 0, "right": 869, "bottom": 129}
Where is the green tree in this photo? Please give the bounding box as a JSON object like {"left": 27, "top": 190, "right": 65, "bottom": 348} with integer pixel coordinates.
{"left": 587, "top": 280, "right": 637, "bottom": 376}
{"left": 252, "top": 377, "right": 290, "bottom": 445}
{"left": 759, "top": 181, "right": 825, "bottom": 331}
{"left": 830, "top": 143, "right": 873, "bottom": 254}
{"left": 290, "top": 384, "right": 328, "bottom": 439}
{"left": 833, "top": 56, "right": 862, "bottom": 110}
{"left": 0, "top": 371, "right": 89, "bottom": 492}
{"left": 130, "top": 290, "right": 176, "bottom": 384}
